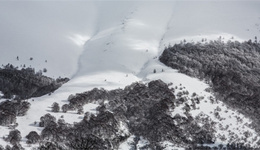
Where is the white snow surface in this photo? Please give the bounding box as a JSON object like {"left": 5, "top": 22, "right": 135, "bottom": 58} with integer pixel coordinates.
{"left": 1, "top": 1, "right": 260, "bottom": 149}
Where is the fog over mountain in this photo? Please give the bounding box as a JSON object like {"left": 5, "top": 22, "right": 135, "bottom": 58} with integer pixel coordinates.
{"left": 0, "top": 1, "right": 260, "bottom": 149}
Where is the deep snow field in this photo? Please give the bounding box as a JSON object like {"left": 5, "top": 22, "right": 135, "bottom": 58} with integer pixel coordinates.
{"left": 1, "top": 1, "right": 260, "bottom": 149}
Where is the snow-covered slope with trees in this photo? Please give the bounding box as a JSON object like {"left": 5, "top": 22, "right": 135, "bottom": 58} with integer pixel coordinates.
{"left": 0, "top": 1, "right": 260, "bottom": 149}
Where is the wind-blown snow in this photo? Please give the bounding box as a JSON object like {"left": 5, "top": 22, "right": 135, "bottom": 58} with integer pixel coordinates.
{"left": 1, "top": 0, "right": 260, "bottom": 149}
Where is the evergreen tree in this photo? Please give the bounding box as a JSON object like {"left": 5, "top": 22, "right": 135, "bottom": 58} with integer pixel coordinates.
{"left": 25, "top": 131, "right": 40, "bottom": 144}
{"left": 5, "top": 130, "right": 21, "bottom": 145}
{"left": 61, "top": 104, "right": 69, "bottom": 113}
{"left": 52, "top": 102, "right": 60, "bottom": 112}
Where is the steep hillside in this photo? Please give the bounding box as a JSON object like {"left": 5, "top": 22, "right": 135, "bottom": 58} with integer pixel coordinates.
{"left": 0, "top": 64, "right": 69, "bottom": 100}
{"left": 160, "top": 40, "right": 260, "bottom": 133}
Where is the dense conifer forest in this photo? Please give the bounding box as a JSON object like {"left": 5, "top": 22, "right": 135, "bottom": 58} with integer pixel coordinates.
{"left": 160, "top": 39, "right": 260, "bottom": 133}
{"left": 0, "top": 64, "right": 69, "bottom": 100}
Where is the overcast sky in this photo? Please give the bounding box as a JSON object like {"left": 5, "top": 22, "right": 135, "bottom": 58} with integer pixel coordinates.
{"left": 0, "top": 1, "right": 100, "bottom": 77}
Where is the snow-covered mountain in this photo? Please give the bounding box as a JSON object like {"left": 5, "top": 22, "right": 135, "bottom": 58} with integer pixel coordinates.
{"left": 0, "top": 1, "right": 260, "bottom": 149}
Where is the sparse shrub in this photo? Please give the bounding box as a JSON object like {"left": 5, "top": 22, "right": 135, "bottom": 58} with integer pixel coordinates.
{"left": 43, "top": 68, "right": 47, "bottom": 73}
{"left": 192, "top": 92, "right": 197, "bottom": 97}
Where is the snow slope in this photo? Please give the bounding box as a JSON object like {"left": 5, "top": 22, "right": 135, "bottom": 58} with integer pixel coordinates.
{"left": 1, "top": 0, "right": 260, "bottom": 149}
{"left": 160, "top": 1, "right": 260, "bottom": 46}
